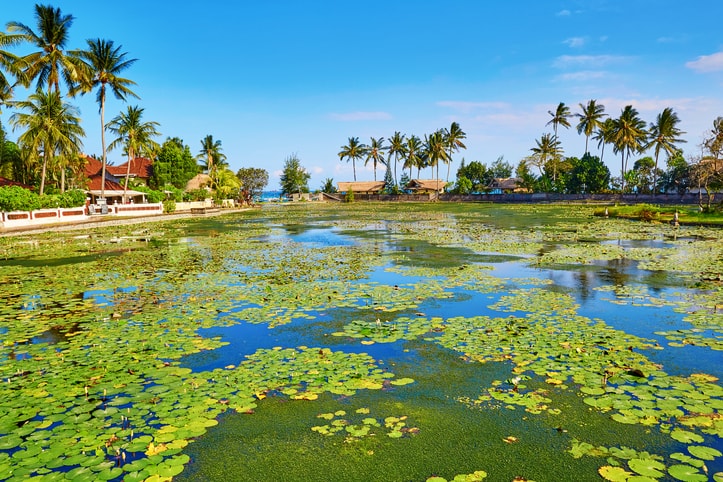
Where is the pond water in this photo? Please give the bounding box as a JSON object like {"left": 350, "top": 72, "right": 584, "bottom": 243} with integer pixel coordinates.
{"left": 0, "top": 203, "right": 721, "bottom": 482}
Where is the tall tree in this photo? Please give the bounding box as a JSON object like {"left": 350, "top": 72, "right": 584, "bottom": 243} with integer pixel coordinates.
{"left": 72, "top": 38, "right": 137, "bottom": 199}
{"left": 364, "top": 136, "right": 386, "bottom": 181}
{"left": 592, "top": 117, "right": 615, "bottom": 164}
{"left": 423, "top": 130, "right": 449, "bottom": 192}
{"left": 646, "top": 107, "right": 686, "bottom": 194}
{"left": 403, "top": 135, "right": 423, "bottom": 179}
{"left": 387, "top": 131, "right": 406, "bottom": 184}
{"left": 338, "top": 136, "right": 364, "bottom": 182}
{"left": 7, "top": 5, "right": 78, "bottom": 95}
{"left": 530, "top": 133, "right": 563, "bottom": 182}
{"left": 10, "top": 90, "right": 84, "bottom": 195}
{"left": 610, "top": 105, "right": 648, "bottom": 192}
{"left": 547, "top": 102, "right": 572, "bottom": 143}
{"left": 280, "top": 154, "right": 310, "bottom": 196}
{"left": 443, "top": 122, "right": 467, "bottom": 182}
{"left": 236, "top": 167, "right": 269, "bottom": 199}
{"left": 107, "top": 105, "right": 161, "bottom": 199}
{"left": 0, "top": 31, "right": 27, "bottom": 171}
{"left": 150, "top": 137, "right": 198, "bottom": 190}
{"left": 196, "top": 135, "right": 227, "bottom": 189}
{"left": 576, "top": 100, "right": 606, "bottom": 154}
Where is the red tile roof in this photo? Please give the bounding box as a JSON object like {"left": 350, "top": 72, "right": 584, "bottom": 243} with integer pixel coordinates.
{"left": 107, "top": 157, "right": 153, "bottom": 179}
{"left": 82, "top": 155, "right": 123, "bottom": 190}
{"left": 0, "top": 177, "right": 33, "bottom": 189}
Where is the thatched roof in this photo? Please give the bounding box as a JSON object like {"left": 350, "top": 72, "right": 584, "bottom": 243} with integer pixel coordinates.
{"left": 185, "top": 173, "right": 212, "bottom": 191}
{"left": 337, "top": 181, "right": 385, "bottom": 193}
{"left": 489, "top": 177, "right": 528, "bottom": 192}
{"left": 406, "top": 179, "right": 445, "bottom": 193}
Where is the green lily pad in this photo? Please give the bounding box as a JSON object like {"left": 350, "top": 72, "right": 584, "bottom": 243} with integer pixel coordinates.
{"left": 688, "top": 445, "right": 722, "bottom": 460}
{"left": 668, "top": 464, "right": 708, "bottom": 481}
{"left": 628, "top": 458, "right": 665, "bottom": 478}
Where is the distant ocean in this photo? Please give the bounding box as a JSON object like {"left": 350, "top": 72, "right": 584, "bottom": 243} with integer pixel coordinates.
{"left": 259, "top": 191, "right": 283, "bottom": 202}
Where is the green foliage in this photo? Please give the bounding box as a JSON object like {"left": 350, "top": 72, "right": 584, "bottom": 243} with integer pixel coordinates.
{"left": 132, "top": 184, "right": 164, "bottom": 203}
{"left": 399, "top": 172, "right": 411, "bottom": 190}
{"left": 184, "top": 188, "right": 210, "bottom": 202}
{"left": 236, "top": 167, "right": 269, "bottom": 198}
{"left": 320, "top": 178, "right": 337, "bottom": 194}
{"left": 279, "top": 154, "right": 310, "bottom": 196}
{"left": 383, "top": 163, "right": 396, "bottom": 194}
{"left": 659, "top": 152, "right": 690, "bottom": 194}
{"left": 566, "top": 153, "right": 611, "bottom": 193}
{"left": 456, "top": 160, "right": 491, "bottom": 193}
{"left": 163, "top": 199, "right": 176, "bottom": 213}
{"left": 0, "top": 186, "right": 41, "bottom": 211}
{"left": 150, "top": 137, "right": 199, "bottom": 189}
{"left": 453, "top": 176, "right": 473, "bottom": 194}
{"left": 345, "top": 187, "right": 355, "bottom": 202}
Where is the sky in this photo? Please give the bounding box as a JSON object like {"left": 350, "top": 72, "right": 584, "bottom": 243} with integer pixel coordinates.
{"left": 2, "top": 0, "right": 722, "bottom": 190}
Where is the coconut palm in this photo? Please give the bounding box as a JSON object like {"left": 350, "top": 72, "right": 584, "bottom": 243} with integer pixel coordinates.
{"left": 0, "top": 31, "right": 27, "bottom": 105}
{"left": 107, "top": 105, "right": 161, "bottom": 199}
{"left": 576, "top": 100, "right": 606, "bottom": 154}
{"left": 7, "top": 5, "right": 79, "bottom": 95}
{"left": 10, "top": 90, "right": 84, "bottom": 195}
{"left": 530, "top": 133, "right": 563, "bottom": 181}
{"left": 547, "top": 102, "right": 572, "bottom": 143}
{"left": 72, "top": 38, "right": 137, "bottom": 199}
{"left": 646, "top": 107, "right": 686, "bottom": 194}
{"left": 387, "top": 131, "right": 406, "bottom": 184}
{"left": 610, "top": 105, "right": 648, "bottom": 192}
{"left": 423, "top": 130, "right": 449, "bottom": 193}
{"left": 443, "top": 122, "right": 466, "bottom": 182}
{"left": 403, "top": 135, "right": 423, "bottom": 179}
{"left": 364, "top": 137, "right": 386, "bottom": 181}
{"left": 592, "top": 118, "right": 615, "bottom": 164}
{"left": 197, "top": 135, "right": 227, "bottom": 190}
{"left": 338, "top": 136, "right": 364, "bottom": 182}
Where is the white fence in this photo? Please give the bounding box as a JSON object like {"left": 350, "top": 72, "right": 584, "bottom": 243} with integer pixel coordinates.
{"left": 1, "top": 203, "right": 164, "bottom": 229}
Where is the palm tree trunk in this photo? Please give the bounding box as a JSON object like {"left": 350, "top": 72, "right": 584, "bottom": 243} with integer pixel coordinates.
{"left": 123, "top": 149, "right": 133, "bottom": 202}
{"left": 39, "top": 147, "right": 49, "bottom": 196}
{"left": 100, "top": 94, "right": 107, "bottom": 200}
{"left": 653, "top": 152, "right": 659, "bottom": 195}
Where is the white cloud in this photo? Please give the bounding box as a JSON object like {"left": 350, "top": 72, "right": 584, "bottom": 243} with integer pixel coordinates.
{"left": 329, "top": 111, "right": 392, "bottom": 121}
{"left": 556, "top": 9, "right": 571, "bottom": 16}
{"left": 555, "top": 71, "right": 607, "bottom": 82}
{"left": 553, "top": 54, "right": 630, "bottom": 69}
{"left": 685, "top": 51, "right": 723, "bottom": 73}
{"left": 563, "top": 37, "right": 586, "bottom": 48}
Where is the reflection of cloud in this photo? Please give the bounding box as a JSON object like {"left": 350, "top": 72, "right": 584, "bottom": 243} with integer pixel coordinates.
{"left": 555, "top": 71, "right": 606, "bottom": 82}
{"left": 686, "top": 52, "right": 723, "bottom": 73}
{"left": 329, "top": 111, "right": 392, "bottom": 121}
{"left": 563, "top": 37, "right": 586, "bottom": 48}
{"left": 553, "top": 54, "right": 630, "bottom": 69}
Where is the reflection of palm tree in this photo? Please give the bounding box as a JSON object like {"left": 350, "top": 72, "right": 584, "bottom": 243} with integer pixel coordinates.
{"left": 107, "top": 105, "right": 161, "bottom": 199}
{"left": 403, "top": 135, "right": 422, "bottom": 179}
{"left": 338, "top": 136, "right": 364, "bottom": 181}
{"left": 364, "top": 137, "right": 386, "bottom": 181}
{"left": 10, "top": 91, "right": 84, "bottom": 195}
{"left": 387, "top": 131, "right": 406, "bottom": 184}
{"left": 72, "top": 39, "right": 137, "bottom": 199}
{"left": 646, "top": 107, "right": 685, "bottom": 194}
{"left": 443, "top": 122, "right": 466, "bottom": 183}
{"left": 8, "top": 5, "right": 78, "bottom": 95}
{"left": 610, "top": 105, "right": 648, "bottom": 191}
{"left": 576, "top": 100, "right": 606, "bottom": 154}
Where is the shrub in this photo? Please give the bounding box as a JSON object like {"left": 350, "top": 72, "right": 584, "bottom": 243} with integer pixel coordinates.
{"left": 345, "top": 188, "right": 355, "bottom": 203}
{"left": 132, "top": 185, "right": 164, "bottom": 203}
{"left": 184, "top": 188, "right": 209, "bottom": 202}
{"left": 163, "top": 200, "right": 176, "bottom": 213}
{"left": 0, "top": 186, "right": 41, "bottom": 212}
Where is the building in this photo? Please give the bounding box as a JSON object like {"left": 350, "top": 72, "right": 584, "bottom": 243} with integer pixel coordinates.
{"left": 405, "top": 179, "right": 447, "bottom": 194}
{"left": 107, "top": 157, "right": 154, "bottom": 187}
{"left": 337, "top": 181, "right": 386, "bottom": 194}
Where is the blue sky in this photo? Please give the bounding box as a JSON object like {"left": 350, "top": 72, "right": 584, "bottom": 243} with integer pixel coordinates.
{"left": 2, "top": 1, "right": 722, "bottom": 189}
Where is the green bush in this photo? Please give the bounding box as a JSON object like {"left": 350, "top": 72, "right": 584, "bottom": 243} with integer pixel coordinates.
{"left": 345, "top": 188, "right": 355, "bottom": 203}
{"left": 163, "top": 199, "right": 176, "bottom": 213}
{"left": 0, "top": 186, "right": 41, "bottom": 211}
{"left": 183, "top": 188, "right": 209, "bottom": 202}
{"left": 132, "top": 185, "right": 164, "bottom": 203}
{"left": 59, "top": 189, "right": 87, "bottom": 208}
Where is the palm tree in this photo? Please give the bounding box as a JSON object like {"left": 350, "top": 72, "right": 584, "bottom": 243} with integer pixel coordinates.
{"left": 7, "top": 5, "right": 78, "bottom": 95}
{"left": 593, "top": 118, "right": 615, "bottom": 164}
{"left": 443, "top": 122, "right": 466, "bottom": 182}
{"left": 0, "top": 31, "right": 27, "bottom": 170}
{"left": 72, "top": 38, "right": 138, "bottom": 200}
{"left": 338, "top": 136, "right": 364, "bottom": 181}
{"left": 646, "top": 107, "right": 686, "bottom": 194}
{"left": 387, "top": 131, "right": 406, "bottom": 184}
{"left": 10, "top": 90, "right": 84, "bottom": 195}
{"left": 197, "top": 134, "right": 226, "bottom": 170}
{"left": 547, "top": 102, "right": 572, "bottom": 143}
{"left": 423, "top": 130, "right": 449, "bottom": 193}
{"left": 610, "top": 105, "right": 648, "bottom": 192}
{"left": 530, "top": 133, "right": 563, "bottom": 180}
{"left": 403, "top": 135, "right": 423, "bottom": 179}
{"left": 107, "top": 105, "right": 161, "bottom": 200}
{"left": 576, "top": 100, "right": 606, "bottom": 154}
{"left": 364, "top": 136, "right": 386, "bottom": 181}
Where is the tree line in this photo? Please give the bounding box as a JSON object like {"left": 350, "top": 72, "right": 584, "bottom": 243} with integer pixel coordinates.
{"left": 0, "top": 4, "right": 268, "bottom": 203}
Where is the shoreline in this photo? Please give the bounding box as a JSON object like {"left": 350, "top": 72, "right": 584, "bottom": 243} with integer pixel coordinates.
{"left": 0, "top": 208, "right": 253, "bottom": 238}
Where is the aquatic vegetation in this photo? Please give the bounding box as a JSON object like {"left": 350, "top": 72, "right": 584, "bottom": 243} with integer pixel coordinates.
{"left": 0, "top": 203, "right": 721, "bottom": 481}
